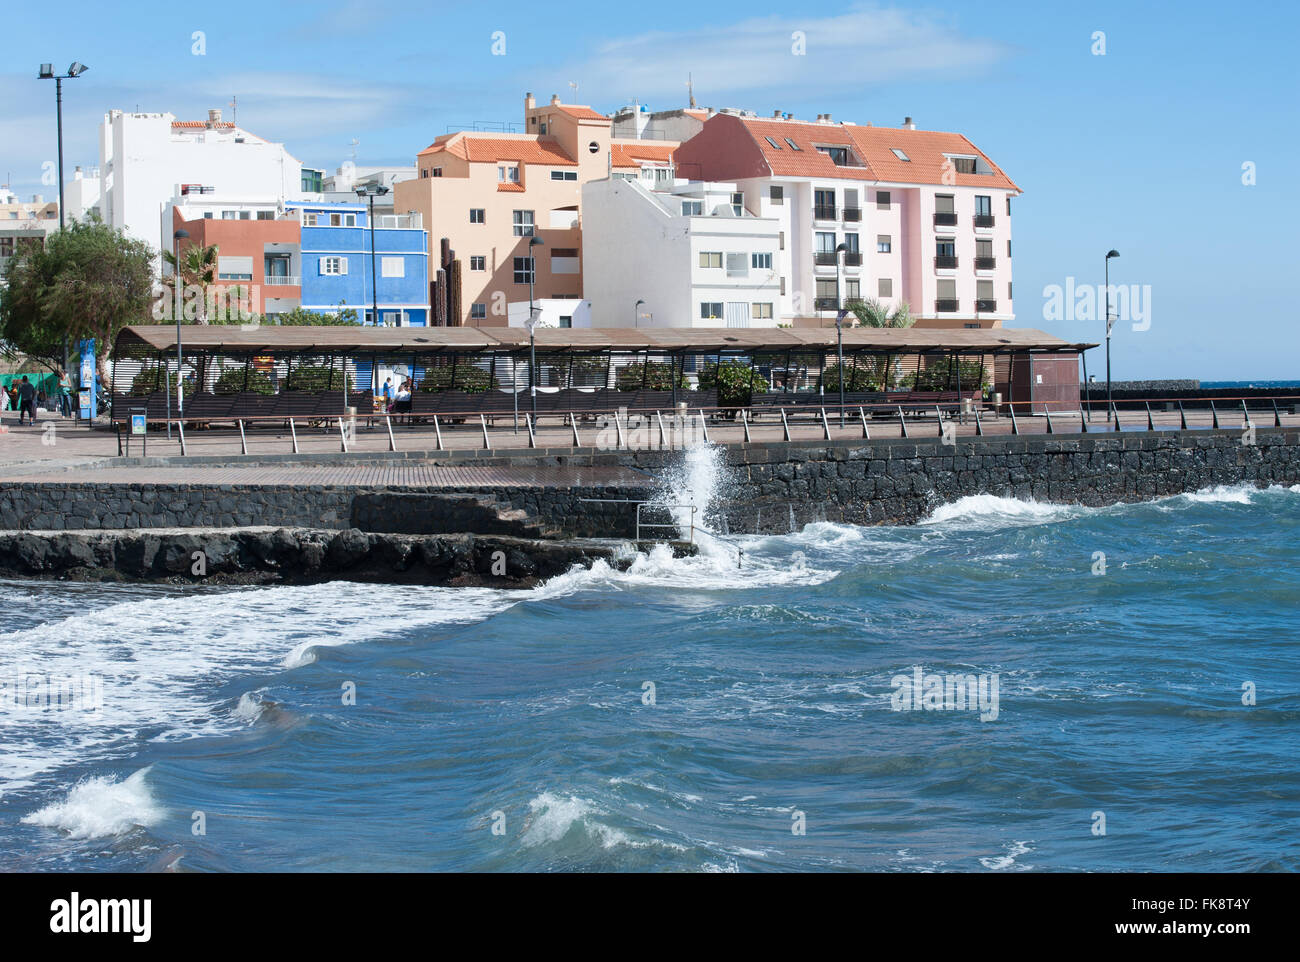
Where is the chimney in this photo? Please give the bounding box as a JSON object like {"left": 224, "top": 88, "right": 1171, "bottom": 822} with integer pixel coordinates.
{"left": 550, "top": 94, "right": 561, "bottom": 105}
{"left": 207, "top": 108, "right": 222, "bottom": 127}
{"left": 524, "top": 91, "right": 535, "bottom": 111}
{"left": 904, "top": 116, "right": 916, "bottom": 129}
{"left": 823, "top": 113, "right": 832, "bottom": 123}
{"left": 773, "top": 109, "right": 782, "bottom": 118}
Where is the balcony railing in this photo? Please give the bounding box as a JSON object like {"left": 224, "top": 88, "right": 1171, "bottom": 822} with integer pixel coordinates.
{"left": 813, "top": 205, "right": 838, "bottom": 220}
{"left": 974, "top": 256, "right": 997, "bottom": 270}
{"left": 934, "top": 255, "right": 959, "bottom": 269}
{"left": 933, "top": 211, "right": 957, "bottom": 227}
{"left": 974, "top": 214, "right": 996, "bottom": 228}
{"left": 814, "top": 251, "right": 839, "bottom": 266}
{"left": 842, "top": 206, "right": 861, "bottom": 222}
{"left": 843, "top": 252, "right": 862, "bottom": 267}
{"left": 935, "top": 298, "right": 959, "bottom": 313}
{"left": 264, "top": 276, "right": 301, "bottom": 286}
{"left": 976, "top": 299, "right": 998, "bottom": 313}
{"left": 814, "top": 297, "right": 840, "bottom": 311}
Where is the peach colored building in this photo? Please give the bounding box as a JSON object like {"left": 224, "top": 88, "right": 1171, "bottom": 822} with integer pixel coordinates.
{"left": 674, "top": 113, "right": 1021, "bottom": 329}
{"left": 394, "top": 93, "right": 679, "bottom": 327}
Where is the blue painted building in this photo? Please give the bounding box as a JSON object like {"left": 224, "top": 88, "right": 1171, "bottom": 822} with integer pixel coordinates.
{"left": 287, "top": 201, "right": 429, "bottom": 326}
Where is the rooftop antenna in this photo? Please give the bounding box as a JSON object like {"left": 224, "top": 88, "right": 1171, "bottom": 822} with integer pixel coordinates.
{"left": 687, "top": 73, "right": 696, "bottom": 108}
{"left": 349, "top": 138, "right": 359, "bottom": 165}
{"left": 568, "top": 80, "right": 579, "bottom": 99}
{"left": 229, "top": 95, "right": 237, "bottom": 125}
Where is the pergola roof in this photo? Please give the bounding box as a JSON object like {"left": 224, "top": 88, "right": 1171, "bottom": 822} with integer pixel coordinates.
{"left": 114, "top": 325, "right": 1096, "bottom": 357}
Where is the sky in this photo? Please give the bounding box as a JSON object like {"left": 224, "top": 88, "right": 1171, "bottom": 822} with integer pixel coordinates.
{"left": 1, "top": 0, "right": 1296, "bottom": 379}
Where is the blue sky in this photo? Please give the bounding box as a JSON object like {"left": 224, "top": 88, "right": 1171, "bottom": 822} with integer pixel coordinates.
{"left": 2, "top": 0, "right": 1295, "bottom": 379}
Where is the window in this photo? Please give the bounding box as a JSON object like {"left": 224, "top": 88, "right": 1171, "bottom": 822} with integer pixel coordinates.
{"left": 844, "top": 279, "right": 860, "bottom": 302}
{"left": 256, "top": 210, "right": 274, "bottom": 220}
{"left": 877, "top": 234, "right": 892, "bottom": 253}
{"left": 221, "top": 210, "right": 237, "bottom": 220}
{"left": 512, "top": 210, "right": 534, "bottom": 236}
{"left": 1008, "top": 240, "right": 1012, "bottom": 257}
{"left": 550, "top": 170, "right": 577, "bottom": 181}
{"left": 558, "top": 315, "right": 572, "bottom": 328}
{"left": 1008, "top": 281, "right": 1013, "bottom": 299}
{"left": 217, "top": 255, "right": 253, "bottom": 281}
{"left": 814, "top": 188, "right": 836, "bottom": 218}
{"left": 698, "top": 251, "right": 722, "bottom": 269}
{"left": 320, "top": 256, "right": 346, "bottom": 275}
{"left": 842, "top": 233, "right": 859, "bottom": 253}
{"left": 470, "top": 208, "right": 485, "bottom": 224}
{"left": 731, "top": 191, "right": 744, "bottom": 215}
{"left": 512, "top": 256, "right": 535, "bottom": 284}
{"left": 764, "top": 136, "right": 783, "bottom": 149}
{"left": 815, "top": 279, "right": 838, "bottom": 303}
{"left": 1007, "top": 196, "right": 1012, "bottom": 216}
{"left": 346, "top": 213, "right": 357, "bottom": 227}
{"left": 329, "top": 213, "right": 342, "bottom": 226}
{"left": 382, "top": 311, "right": 403, "bottom": 327}
{"left": 951, "top": 157, "right": 977, "bottom": 174}
{"left": 784, "top": 138, "right": 801, "bottom": 150}
{"left": 303, "top": 212, "right": 318, "bottom": 226}
{"left": 965, "top": 323, "right": 980, "bottom": 329}
{"left": 751, "top": 303, "right": 773, "bottom": 319}
{"left": 498, "top": 165, "right": 520, "bottom": 183}
{"left": 780, "top": 277, "right": 786, "bottom": 295}
{"left": 725, "top": 252, "right": 748, "bottom": 276}
{"left": 876, "top": 190, "right": 891, "bottom": 210}
{"left": 381, "top": 256, "right": 405, "bottom": 278}
{"left": 470, "top": 303, "right": 487, "bottom": 319}
{"left": 937, "top": 278, "right": 957, "bottom": 300}
{"left": 816, "top": 145, "right": 850, "bottom": 166}
{"left": 977, "top": 279, "right": 995, "bottom": 300}
{"left": 769, "top": 185, "right": 784, "bottom": 205}
{"left": 752, "top": 252, "right": 772, "bottom": 270}
{"left": 779, "top": 231, "right": 785, "bottom": 251}
{"left": 936, "top": 238, "right": 956, "bottom": 258}
{"left": 976, "top": 238, "right": 993, "bottom": 260}
{"left": 470, "top": 255, "right": 486, "bottom": 271}
{"left": 700, "top": 302, "right": 723, "bottom": 320}
{"left": 935, "top": 194, "right": 955, "bottom": 214}
{"left": 878, "top": 278, "right": 893, "bottom": 298}
{"left": 891, "top": 148, "right": 910, "bottom": 161}
{"left": 424, "top": 167, "right": 442, "bottom": 178}
{"left": 975, "top": 195, "right": 992, "bottom": 216}
{"left": 681, "top": 200, "right": 702, "bottom": 216}
{"left": 815, "top": 231, "right": 837, "bottom": 254}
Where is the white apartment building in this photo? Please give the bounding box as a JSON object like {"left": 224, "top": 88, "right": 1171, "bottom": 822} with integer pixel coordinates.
{"left": 582, "top": 178, "right": 782, "bottom": 328}
{"left": 95, "top": 108, "right": 302, "bottom": 257}
{"left": 675, "top": 112, "right": 1020, "bottom": 328}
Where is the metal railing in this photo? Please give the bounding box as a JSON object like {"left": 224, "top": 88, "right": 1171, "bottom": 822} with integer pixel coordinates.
{"left": 974, "top": 256, "right": 997, "bottom": 270}
{"left": 263, "top": 276, "right": 300, "bottom": 286}
{"left": 974, "top": 214, "right": 996, "bottom": 228}
{"left": 813, "top": 205, "right": 838, "bottom": 220}
{"left": 933, "top": 212, "right": 957, "bottom": 227}
{"left": 934, "top": 255, "right": 959, "bottom": 269}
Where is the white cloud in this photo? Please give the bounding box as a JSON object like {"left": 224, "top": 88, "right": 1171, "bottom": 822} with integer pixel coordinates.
{"left": 552, "top": 4, "right": 1011, "bottom": 107}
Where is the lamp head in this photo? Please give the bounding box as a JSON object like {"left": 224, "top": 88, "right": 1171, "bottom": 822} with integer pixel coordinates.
{"left": 529, "top": 235, "right": 545, "bottom": 247}
{"left": 835, "top": 242, "right": 848, "bottom": 253}
{"left": 38, "top": 64, "right": 54, "bottom": 79}
{"left": 1106, "top": 249, "right": 1120, "bottom": 259}
{"left": 173, "top": 229, "right": 190, "bottom": 239}
{"left": 635, "top": 299, "right": 645, "bottom": 307}
{"left": 67, "top": 62, "right": 88, "bottom": 77}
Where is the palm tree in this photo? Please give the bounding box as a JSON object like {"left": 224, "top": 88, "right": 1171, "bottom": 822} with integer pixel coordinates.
{"left": 849, "top": 299, "right": 913, "bottom": 389}
{"left": 161, "top": 243, "right": 218, "bottom": 325}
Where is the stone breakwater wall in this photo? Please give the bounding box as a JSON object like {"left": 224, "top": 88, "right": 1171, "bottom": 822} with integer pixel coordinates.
{"left": 0, "top": 428, "right": 1296, "bottom": 538}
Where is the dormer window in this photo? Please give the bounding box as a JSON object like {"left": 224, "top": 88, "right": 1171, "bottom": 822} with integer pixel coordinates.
{"left": 891, "top": 148, "right": 910, "bottom": 161}
{"left": 816, "top": 145, "right": 852, "bottom": 166}
{"left": 764, "top": 136, "right": 783, "bottom": 149}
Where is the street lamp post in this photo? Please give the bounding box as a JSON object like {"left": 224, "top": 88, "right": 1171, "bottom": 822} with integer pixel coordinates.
{"left": 38, "top": 61, "right": 88, "bottom": 384}
{"left": 356, "top": 182, "right": 391, "bottom": 397}
{"left": 1105, "top": 249, "right": 1120, "bottom": 419}
{"left": 634, "top": 299, "right": 645, "bottom": 329}
{"left": 834, "top": 242, "right": 848, "bottom": 427}
{"left": 172, "top": 228, "right": 190, "bottom": 432}
{"left": 527, "top": 236, "right": 545, "bottom": 419}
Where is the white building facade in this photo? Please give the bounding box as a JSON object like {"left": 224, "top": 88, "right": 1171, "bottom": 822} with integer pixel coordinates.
{"left": 581, "top": 178, "right": 782, "bottom": 328}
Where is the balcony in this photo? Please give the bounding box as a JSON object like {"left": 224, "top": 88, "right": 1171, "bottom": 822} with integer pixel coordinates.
{"left": 842, "top": 206, "right": 861, "bottom": 222}
{"left": 814, "top": 251, "right": 839, "bottom": 266}
{"left": 843, "top": 252, "right": 862, "bottom": 267}
{"left": 264, "top": 276, "right": 301, "bottom": 286}
{"left": 933, "top": 211, "right": 957, "bottom": 227}
{"left": 813, "top": 205, "right": 838, "bottom": 220}
{"left": 814, "top": 297, "right": 840, "bottom": 311}
{"left": 974, "top": 256, "right": 997, "bottom": 271}
{"left": 976, "top": 299, "right": 998, "bottom": 313}
{"left": 935, "top": 299, "right": 959, "bottom": 313}
{"left": 934, "top": 255, "right": 959, "bottom": 269}
{"left": 974, "top": 214, "right": 996, "bottom": 228}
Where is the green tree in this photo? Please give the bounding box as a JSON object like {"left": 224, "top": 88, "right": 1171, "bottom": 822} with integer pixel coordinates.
{"left": 161, "top": 243, "right": 218, "bottom": 324}
{"left": 698, "top": 359, "right": 763, "bottom": 408}
{"left": 907, "top": 356, "right": 991, "bottom": 392}
{"left": 418, "top": 363, "right": 494, "bottom": 393}
{"left": 820, "top": 361, "right": 882, "bottom": 393}
{"left": 0, "top": 215, "right": 154, "bottom": 389}
{"left": 285, "top": 363, "right": 349, "bottom": 391}
{"left": 214, "top": 366, "right": 275, "bottom": 395}
{"left": 615, "top": 360, "right": 686, "bottom": 392}
{"left": 849, "top": 298, "right": 914, "bottom": 389}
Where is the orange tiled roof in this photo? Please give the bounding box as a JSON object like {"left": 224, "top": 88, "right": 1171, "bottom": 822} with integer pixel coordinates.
{"left": 734, "top": 117, "right": 1019, "bottom": 191}
{"left": 171, "top": 121, "right": 237, "bottom": 129}
{"left": 418, "top": 132, "right": 576, "bottom": 166}
{"left": 496, "top": 182, "right": 526, "bottom": 192}
{"left": 552, "top": 104, "right": 608, "bottom": 121}
{"left": 610, "top": 142, "right": 677, "bottom": 168}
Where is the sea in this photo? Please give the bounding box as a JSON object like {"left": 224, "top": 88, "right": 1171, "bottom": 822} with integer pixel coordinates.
{"left": 2, "top": 447, "right": 1297, "bottom": 872}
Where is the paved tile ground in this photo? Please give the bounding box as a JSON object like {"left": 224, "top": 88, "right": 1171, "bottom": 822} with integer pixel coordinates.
{"left": 2, "top": 407, "right": 1294, "bottom": 477}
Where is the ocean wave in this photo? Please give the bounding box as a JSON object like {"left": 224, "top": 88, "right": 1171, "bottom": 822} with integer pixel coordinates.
{"left": 920, "top": 494, "right": 1085, "bottom": 529}
{"left": 519, "top": 791, "right": 686, "bottom": 852}
{"left": 21, "top": 768, "right": 163, "bottom": 839}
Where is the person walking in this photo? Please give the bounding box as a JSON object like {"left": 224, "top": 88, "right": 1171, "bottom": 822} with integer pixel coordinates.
{"left": 17, "top": 376, "right": 37, "bottom": 425}
{"left": 58, "top": 369, "right": 73, "bottom": 418}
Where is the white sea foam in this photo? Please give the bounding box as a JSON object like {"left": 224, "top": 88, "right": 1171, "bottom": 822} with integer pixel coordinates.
{"left": 920, "top": 494, "right": 1083, "bottom": 529}
{"left": 21, "top": 768, "right": 163, "bottom": 839}
{"left": 518, "top": 791, "right": 687, "bottom": 851}
{"left": 1176, "top": 484, "right": 1256, "bottom": 505}
{"left": 979, "top": 839, "right": 1034, "bottom": 871}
